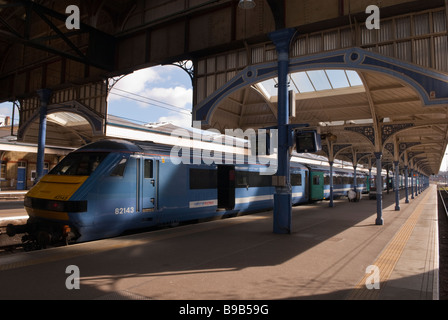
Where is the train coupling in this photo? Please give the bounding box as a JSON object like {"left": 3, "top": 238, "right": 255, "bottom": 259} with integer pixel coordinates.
{"left": 6, "top": 223, "right": 28, "bottom": 237}
{"left": 6, "top": 222, "right": 77, "bottom": 249}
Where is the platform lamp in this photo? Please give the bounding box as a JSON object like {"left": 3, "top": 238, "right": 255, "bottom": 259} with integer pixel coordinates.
{"left": 238, "top": 0, "right": 256, "bottom": 9}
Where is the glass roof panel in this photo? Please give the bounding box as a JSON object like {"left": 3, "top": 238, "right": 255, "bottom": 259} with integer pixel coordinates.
{"left": 346, "top": 70, "right": 364, "bottom": 86}
{"left": 258, "top": 78, "right": 278, "bottom": 98}
{"left": 306, "top": 70, "right": 332, "bottom": 91}
{"left": 290, "top": 72, "right": 315, "bottom": 93}
{"left": 256, "top": 69, "right": 365, "bottom": 99}
{"left": 326, "top": 70, "right": 350, "bottom": 89}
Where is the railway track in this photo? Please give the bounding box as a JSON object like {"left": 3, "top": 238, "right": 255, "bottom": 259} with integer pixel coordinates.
{"left": 0, "top": 228, "right": 24, "bottom": 255}
{"left": 437, "top": 185, "right": 448, "bottom": 300}
{"left": 439, "top": 186, "right": 448, "bottom": 219}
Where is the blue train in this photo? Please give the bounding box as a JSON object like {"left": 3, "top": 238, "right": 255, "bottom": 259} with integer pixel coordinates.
{"left": 8, "top": 139, "right": 367, "bottom": 247}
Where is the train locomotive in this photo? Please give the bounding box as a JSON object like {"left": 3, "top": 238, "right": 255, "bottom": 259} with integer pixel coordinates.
{"left": 8, "top": 138, "right": 371, "bottom": 248}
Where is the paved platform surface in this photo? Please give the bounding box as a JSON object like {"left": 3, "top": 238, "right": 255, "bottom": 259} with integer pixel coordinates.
{"left": 0, "top": 185, "right": 438, "bottom": 300}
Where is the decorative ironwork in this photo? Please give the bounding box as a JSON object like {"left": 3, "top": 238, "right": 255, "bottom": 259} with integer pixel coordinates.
{"left": 384, "top": 143, "right": 394, "bottom": 156}
{"left": 356, "top": 153, "right": 372, "bottom": 163}
{"left": 333, "top": 144, "right": 351, "bottom": 156}
{"left": 340, "top": 152, "right": 354, "bottom": 162}
{"left": 381, "top": 123, "right": 414, "bottom": 144}
{"left": 321, "top": 145, "right": 329, "bottom": 157}
{"left": 169, "top": 60, "right": 194, "bottom": 81}
{"left": 399, "top": 142, "right": 421, "bottom": 155}
{"left": 107, "top": 75, "right": 127, "bottom": 91}
{"left": 344, "top": 126, "right": 375, "bottom": 145}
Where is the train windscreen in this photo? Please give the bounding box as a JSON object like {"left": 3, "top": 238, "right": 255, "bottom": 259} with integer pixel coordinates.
{"left": 49, "top": 152, "right": 109, "bottom": 176}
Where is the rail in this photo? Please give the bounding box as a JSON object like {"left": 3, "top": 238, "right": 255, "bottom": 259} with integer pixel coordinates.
{"left": 438, "top": 186, "right": 448, "bottom": 219}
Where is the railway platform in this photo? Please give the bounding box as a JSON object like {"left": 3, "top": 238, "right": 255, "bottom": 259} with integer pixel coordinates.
{"left": 0, "top": 185, "right": 439, "bottom": 301}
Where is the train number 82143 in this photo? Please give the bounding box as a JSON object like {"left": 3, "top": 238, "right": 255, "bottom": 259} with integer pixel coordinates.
{"left": 114, "top": 207, "right": 135, "bottom": 214}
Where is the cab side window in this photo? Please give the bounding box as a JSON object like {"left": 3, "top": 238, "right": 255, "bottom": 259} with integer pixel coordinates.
{"left": 144, "top": 159, "right": 153, "bottom": 179}
{"left": 110, "top": 157, "right": 128, "bottom": 177}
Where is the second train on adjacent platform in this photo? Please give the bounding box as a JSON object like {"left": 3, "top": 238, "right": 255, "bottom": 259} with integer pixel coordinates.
{"left": 10, "top": 139, "right": 377, "bottom": 246}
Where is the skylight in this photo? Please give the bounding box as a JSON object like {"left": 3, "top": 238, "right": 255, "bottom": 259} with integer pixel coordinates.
{"left": 256, "top": 69, "right": 365, "bottom": 100}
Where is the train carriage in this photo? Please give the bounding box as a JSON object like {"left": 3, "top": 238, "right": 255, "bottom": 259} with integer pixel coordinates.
{"left": 11, "top": 138, "right": 366, "bottom": 247}
{"left": 306, "top": 165, "right": 367, "bottom": 201}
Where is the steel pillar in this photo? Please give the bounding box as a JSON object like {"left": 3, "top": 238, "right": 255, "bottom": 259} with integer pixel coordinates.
{"left": 329, "top": 161, "right": 334, "bottom": 207}
{"left": 36, "top": 89, "right": 52, "bottom": 183}
{"left": 404, "top": 165, "right": 409, "bottom": 203}
{"left": 375, "top": 152, "right": 383, "bottom": 225}
{"left": 394, "top": 161, "right": 400, "bottom": 211}
{"left": 416, "top": 172, "right": 420, "bottom": 195}
{"left": 269, "top": 28, "right": 296, "bottom": 234}
{"left": 411, "top": 168, "right": 414, "bottom": 199}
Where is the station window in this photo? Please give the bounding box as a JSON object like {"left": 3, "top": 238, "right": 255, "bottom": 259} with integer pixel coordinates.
{"left": 0, "top": 162, "right": 6, "bottom": 179}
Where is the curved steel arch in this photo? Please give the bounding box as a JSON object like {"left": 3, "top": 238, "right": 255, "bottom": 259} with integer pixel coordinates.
{"left": 18, "top": 100, "right": 104, "bottom": 141}
{"left": 194, "top": 47, "right": 448, "bottom": 126}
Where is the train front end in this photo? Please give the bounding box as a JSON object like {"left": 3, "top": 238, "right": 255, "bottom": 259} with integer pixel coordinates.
{"left": 8, "top": 140, "right": 137, "bottom": 248}
{"left": 21, "top": 174, "right": 90, "bottom": 247}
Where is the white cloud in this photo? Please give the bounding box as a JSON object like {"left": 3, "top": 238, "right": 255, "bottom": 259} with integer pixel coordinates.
{"left": 157, "top": 112, "right": 192, "bottom": 129}
{"left": 109, "top": 68, "right": 162, "bottom": 102}
{"left": 141, "top": 86, "right": 192, "bottom": 110}
{"left": 108, "top": 67, "right": 192, "bottom": 112}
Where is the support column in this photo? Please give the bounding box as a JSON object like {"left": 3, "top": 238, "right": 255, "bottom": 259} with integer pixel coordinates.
{"left": 269, "top": 28, "right": 296, "bottom": 234}
{"left": 410, "top": 168, "right": 414, "bottom": 199}
{"left": 394, "top": 161, "right": 400, "bottom": 211}
{"left": 36, "top": 89, "right": 52, "bottom": 183}
{"left": 353, "top": 165, "right": 358, "bottom": 193}
{"left": 416, "top": 172, "right": 420, "bottom": 195}
{"left": 386, "top": 167, "right": 390, "bottom": 194}
{"left": 374, "top": 152, "right": 383, "bottom": 225}
{"left": 404, "top": 165, "right": 409, "bottom": 203}
{"left": 418, "top": 173, "right": 422, "bottom": 194}
{"left": 329, "top": 161, "right": 334, "bottom": 207}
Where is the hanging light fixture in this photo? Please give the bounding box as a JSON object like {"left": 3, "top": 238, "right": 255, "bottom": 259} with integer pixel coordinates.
{"left": 238, "top": 0, "right": 256, "bottom": 9}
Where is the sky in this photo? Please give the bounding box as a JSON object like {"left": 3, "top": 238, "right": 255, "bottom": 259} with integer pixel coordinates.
{"left": 107, "top": 64, "right": 193, "bottom": 128}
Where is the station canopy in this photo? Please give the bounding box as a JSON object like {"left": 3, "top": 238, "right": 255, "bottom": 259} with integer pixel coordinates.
{"left": 210, "top": 68, "right": 448, "bottom": 175}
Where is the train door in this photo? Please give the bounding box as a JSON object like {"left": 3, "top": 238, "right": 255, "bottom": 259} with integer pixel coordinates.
{"left": 304, "top": 171, "right": 310, "bottom": 201}
{"left": 310, "top": 171, "right": 324, "bottom": 200}
{"left": 141, "top": 159, "right": 157, "bottom": 212}
{"left": 217, "top": 165, "right": 235, "bottom": 210}
{"left": 17, "top": 161, "right": 27, "bottom": 190}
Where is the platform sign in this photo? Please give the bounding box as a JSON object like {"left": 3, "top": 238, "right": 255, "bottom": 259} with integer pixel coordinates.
{"left": 295, "top": 130, "right": 322, "bottom": 153}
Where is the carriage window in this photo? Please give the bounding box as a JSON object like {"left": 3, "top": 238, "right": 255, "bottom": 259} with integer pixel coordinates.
{"left": 249, "top": 171, "right": 271, "bottom": 187}
{"left": 144, "top": 159, "right": 153, "bottom": 179}
{"left": 237, "top": 171, "right": 249, "bottom": 187}
{"left": 313, "top": 175, "right": 320, "bottom": 185}
{"left": 110, "top": 158, "right": 128, "bottom": 177}
{"left": 236, "top": 171, "right": 271, "bottom": 188}
{"left": 291, "top": 174, "right": 302, "bottom": 186}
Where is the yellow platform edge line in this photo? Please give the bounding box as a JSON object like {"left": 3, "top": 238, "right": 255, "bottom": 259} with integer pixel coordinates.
{"left": 346, "top": 189, "right": 430, "bottom": 300}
